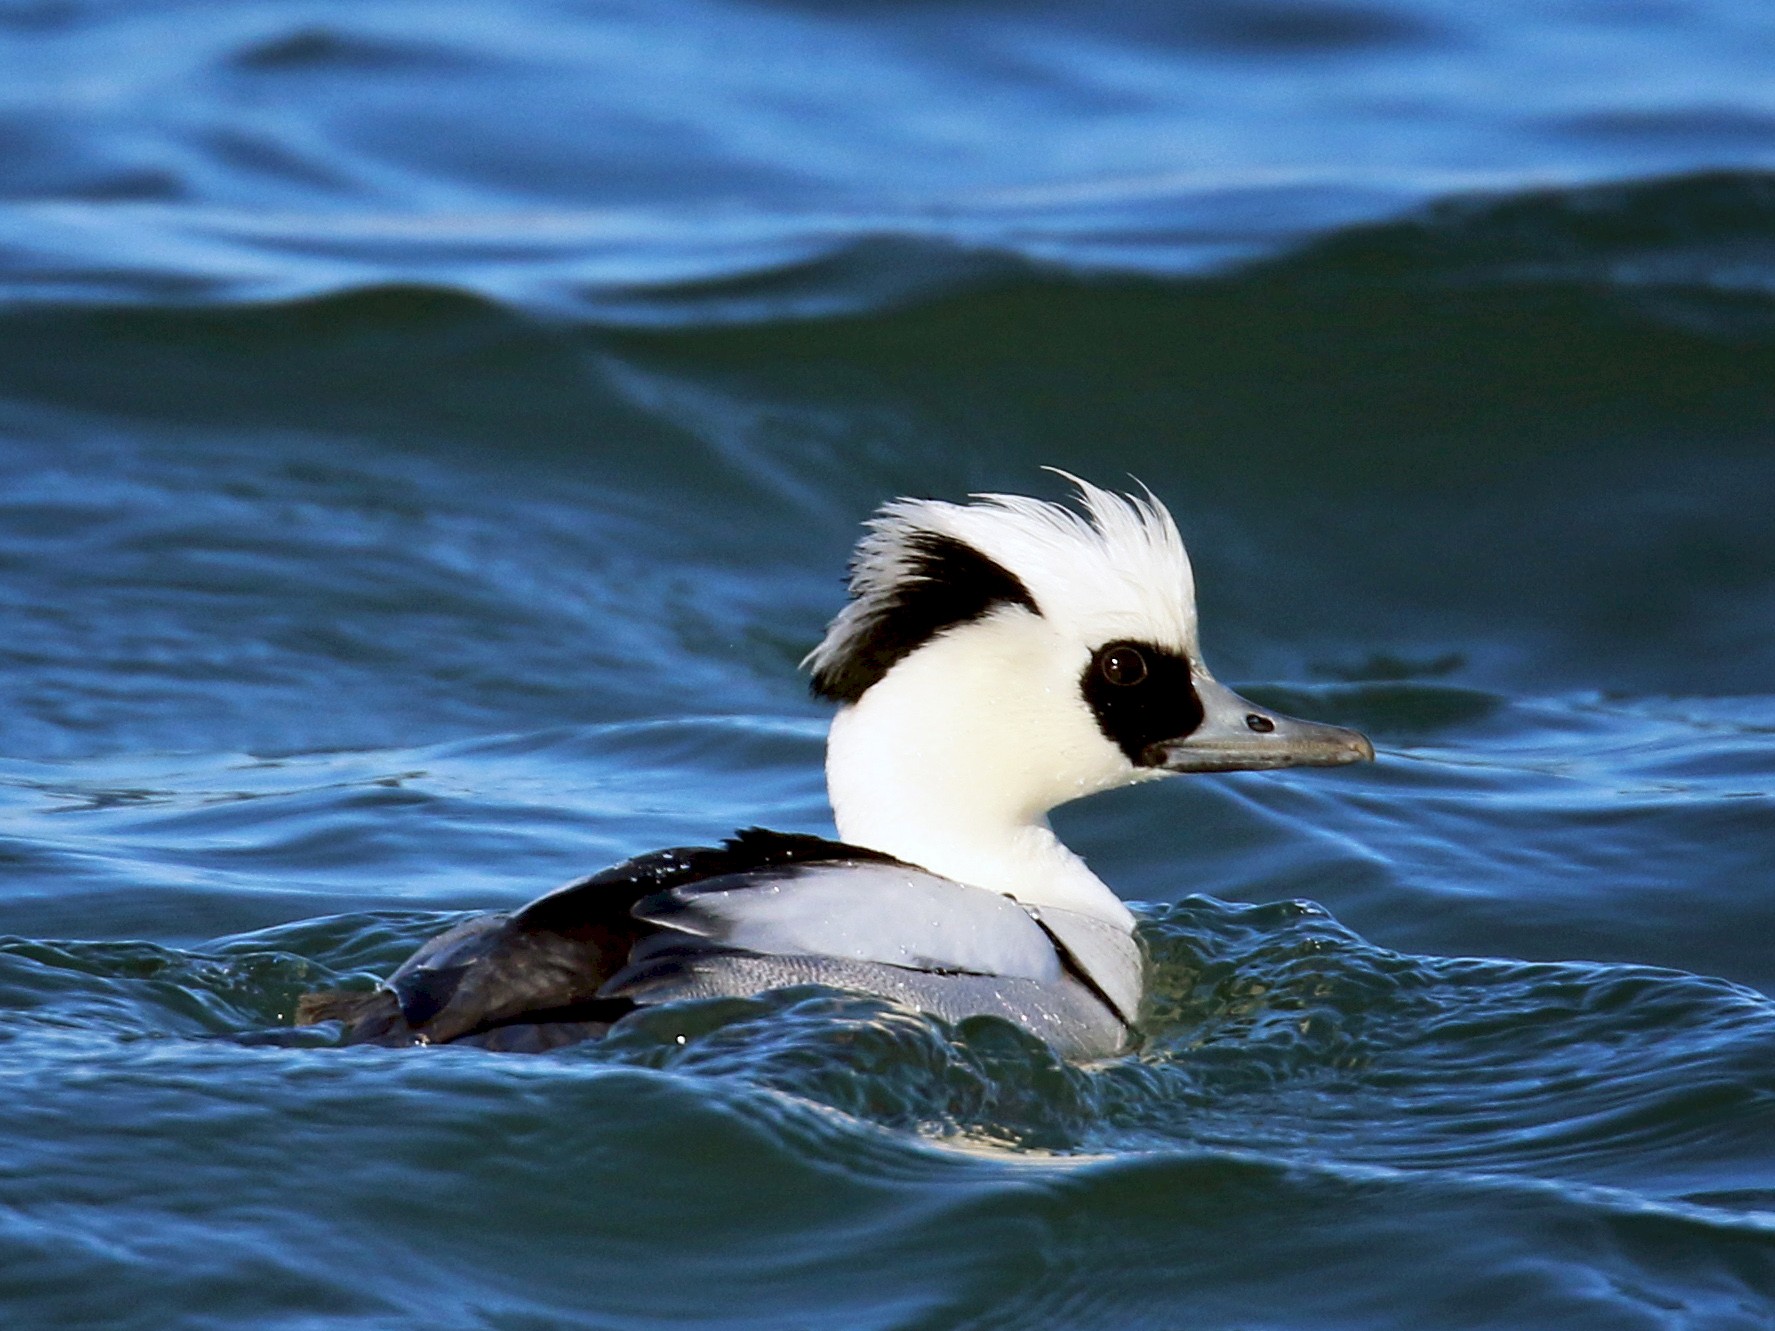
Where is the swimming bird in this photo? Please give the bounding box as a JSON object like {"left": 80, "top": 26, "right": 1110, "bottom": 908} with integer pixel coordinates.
{"left": 297, "top": 477, "right": 1373, "bottom": 1058}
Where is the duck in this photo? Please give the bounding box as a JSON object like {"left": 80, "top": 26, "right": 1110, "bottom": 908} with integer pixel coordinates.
{"left": 297, "top": 476, "right": 1373, "bottom": 1058}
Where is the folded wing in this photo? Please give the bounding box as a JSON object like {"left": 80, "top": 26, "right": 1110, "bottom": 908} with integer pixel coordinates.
{"left": 624, "top": 861, "right": 1066, "bottom": 984}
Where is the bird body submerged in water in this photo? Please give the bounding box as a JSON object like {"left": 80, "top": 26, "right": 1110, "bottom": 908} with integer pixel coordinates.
{"left": 299, "top": 477, "right": 1373, "bottom": 1058}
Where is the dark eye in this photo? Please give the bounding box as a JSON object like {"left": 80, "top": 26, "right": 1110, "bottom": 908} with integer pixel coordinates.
{"left": 1246, "top": 713, "right": 1275, "bottom": 733}
{"left": 1098, "top": 644, "right": 1148, "bottom": 687}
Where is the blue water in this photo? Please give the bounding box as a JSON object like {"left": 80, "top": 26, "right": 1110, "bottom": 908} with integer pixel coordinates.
{"left": 3, "top": 1, "right": 1775, "bottom": 1326}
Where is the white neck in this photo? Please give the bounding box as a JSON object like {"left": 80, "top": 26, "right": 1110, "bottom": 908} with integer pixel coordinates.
{"left": 823, "top": 613, "right": 1137, "bottom": 930}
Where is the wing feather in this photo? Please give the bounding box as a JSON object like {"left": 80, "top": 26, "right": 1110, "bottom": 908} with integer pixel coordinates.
{"left": 631, "top": 861, "right": 1065, "bottom": 983}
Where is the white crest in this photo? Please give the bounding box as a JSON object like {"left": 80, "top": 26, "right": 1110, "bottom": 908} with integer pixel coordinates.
{"left": 805, "top": 472, "right": 1198, "bottom": 698}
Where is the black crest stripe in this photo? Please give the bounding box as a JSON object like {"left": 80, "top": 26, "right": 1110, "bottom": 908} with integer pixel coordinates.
{"left": 810, "top": 532, "right": 1038, "bottom": 703}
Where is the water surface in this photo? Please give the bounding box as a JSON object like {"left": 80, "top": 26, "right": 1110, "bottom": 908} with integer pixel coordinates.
{"left": 3, "top": 1, "right": 1775, "bottom": 1326}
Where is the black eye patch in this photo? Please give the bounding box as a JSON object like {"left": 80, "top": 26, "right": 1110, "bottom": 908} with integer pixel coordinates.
{"left": 1081, "top": 640, "right": 1204, "bottom": 765}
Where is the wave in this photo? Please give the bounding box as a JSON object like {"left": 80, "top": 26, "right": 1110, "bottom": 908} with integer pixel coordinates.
{"left": 3, "top": 889, "right": 1773, "bottom": 1325}
{"left": 1, "top": 170, "right": 1772, "bottom": 321}
{"left": 3, "top": 172, "right": 1770, "bottom": 701}
{"left": 10, "top": 888, "right": 1775, "bottom": 1169}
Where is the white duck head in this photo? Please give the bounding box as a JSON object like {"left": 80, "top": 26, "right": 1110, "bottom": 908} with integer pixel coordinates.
{"left": 805, "top": 475, "right": 1373, "bottom": 926}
